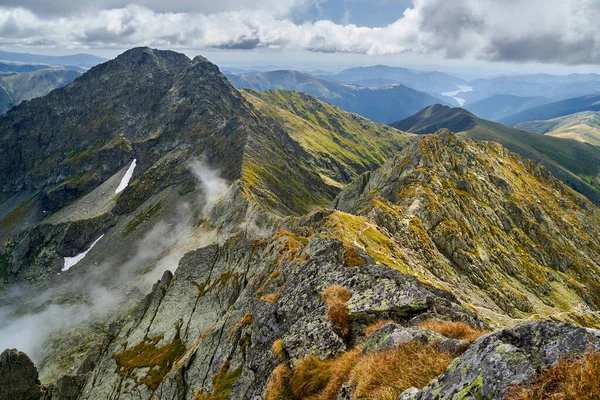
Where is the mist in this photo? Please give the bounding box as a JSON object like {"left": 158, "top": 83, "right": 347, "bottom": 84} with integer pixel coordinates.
{"left": 0, "top": 160, "right": 231, "bottom": 373}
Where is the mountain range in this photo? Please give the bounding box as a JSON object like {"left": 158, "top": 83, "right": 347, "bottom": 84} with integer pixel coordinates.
{"left": 0, "top": 50, "right": 107, "bottom": 68}
{"left": 319, "top": 65, "right": 469, "bottom": 93}
{"left": 0, "top": 67, "right": 80, "bottom": 114}
{"left": 1, "top": 48, "right": 600, "bottom": 400}
{"left": 226, "top": 69, "right": 448, "bottom": 123}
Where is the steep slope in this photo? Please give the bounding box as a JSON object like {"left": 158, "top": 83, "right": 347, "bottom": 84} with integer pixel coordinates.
{"left": 6, "top": 132, "right": 600, "bottom": 400}
{"left": 466, "top": 94, "right": 550, "bottom": 121}
{"left": 391, "top": 105, "right": 600, "bottom": 204}
{"left": 242, "top": 90, "right": 413, "bottom": 189}
{"left": 516, "top": 111, "right": 600, "bottom": 146}
{"left": 501, "top": 92, "right": 600, "bottom": 125}
{"left": 0, "top": 47, "right": 417, "bottom": 380}
{"left": 226, "top": 69, "right": 447, "bottom": 123}
{"left": 334, "top": 131, "right": 600, "bottom": 324}
{"left": 0, "top": 68, "right": 81, "bottom": 114}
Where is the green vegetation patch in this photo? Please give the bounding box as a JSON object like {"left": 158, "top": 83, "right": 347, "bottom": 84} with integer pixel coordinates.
{"left": 114, "top": 335, "right": 186, "bottom": 392}
{"left": 194, "top": 359, "right": 242, "bottom": 400}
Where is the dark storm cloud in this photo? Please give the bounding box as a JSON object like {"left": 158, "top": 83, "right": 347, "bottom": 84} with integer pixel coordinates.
{"left": 216, "top": 37, "right": 261, "bottom": 50}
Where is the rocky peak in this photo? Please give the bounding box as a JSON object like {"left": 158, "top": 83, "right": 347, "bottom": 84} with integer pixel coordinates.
{"left": 93, "top": 47, "right": 192, "bottom": 76}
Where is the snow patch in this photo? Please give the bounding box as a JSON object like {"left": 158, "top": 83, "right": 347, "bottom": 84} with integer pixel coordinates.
{"left": 442, "top": 85, "right": 473, "bottom": 107}
{"left": 115, "top": 159, "right": 137, "bottom": 194}
{"left": 62, "top": 235, "right": 104, "bottom": 272}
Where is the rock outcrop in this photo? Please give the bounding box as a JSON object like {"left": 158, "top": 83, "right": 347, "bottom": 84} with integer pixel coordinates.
{"left": 402, "top": 321, "right": 600, "bottom": 399}
{"left": 0, "top": 349, "right": 42, "bottom": 400}
{"left": 60, "top": 236, "right": 481, "bottom": 399}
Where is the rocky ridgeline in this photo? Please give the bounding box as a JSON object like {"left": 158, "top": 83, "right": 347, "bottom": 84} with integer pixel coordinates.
{"left": 1, "top": 48, "right": 600, "bottom": 399}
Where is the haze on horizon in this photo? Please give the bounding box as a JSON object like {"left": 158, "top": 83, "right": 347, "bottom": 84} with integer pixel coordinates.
{"left": 1, "top": 0, "right": 600, "bottom": 78}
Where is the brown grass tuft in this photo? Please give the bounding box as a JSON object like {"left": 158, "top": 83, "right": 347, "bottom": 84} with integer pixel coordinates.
{"left": 241, "top": 312, "right": 253, "bottom": 325}
{"left": 260, "top": 287, "right": 282, "bottom": 304}
{"left": 506, "top": 351, "right": 600, "bottom": 400}
{"left": 418, "top": 319, "right": 488, "bottom": 343}
{"left": 364, "top": 320, "right": 396, "bottom": 337}
{"left": 264, "top": 364, "right": 295, "bottom": 400}
{"left": 289, "top": 355, "right": 334, "bottom": 398}
{"left": 344, "top": 245, "right": 365, "bottom": 267}
{"left": 277, "top": 342, "right": 452, "bottom": 400}
{"left": 349, "top": 342, "right": 454, "bottom": 400}
{"left": 319, "top": 347, "right": 363, "bottom": 400}
{"left": 321, "top": 286, "right": 352, "bottom": 305}
{"left": 271, "top": 339, "right": 287, "bottom": 361}
{"left": 321, "top": 286, "right": 352, "bottom": 339}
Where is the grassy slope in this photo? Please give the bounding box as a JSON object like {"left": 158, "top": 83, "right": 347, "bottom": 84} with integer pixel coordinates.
{"left": 241, "top": 90, "right": 414, "bottom": 214}
{"left": 516, "top": 112, "right": 600, "bottom": 147}
{"left": 461, "top": 118, "right": 600, "bottom": 202}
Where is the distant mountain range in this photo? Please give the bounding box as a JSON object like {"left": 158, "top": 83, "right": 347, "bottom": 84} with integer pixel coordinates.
{"left": 466, "top": 94, "right": 552, "bottom": 121}
{"left": 392, "top": 104, "right": 600, "bottom": 204}
{"left": 0, "top": 50, "right": 107, "bottom": 68}
{"left": 516, "top": 111, "right": 600, "bottom": 146}
{"left": 0, "top": 68, "right": 81, "bottom": 114}
{"left": 226, "top": 69, "right": 448, "bottom": 123}
{"left": 500, "top": 93, "right": 600, "bottom": 126}
{"left": 320, "top": 64, "right": 468, "bottom": 93}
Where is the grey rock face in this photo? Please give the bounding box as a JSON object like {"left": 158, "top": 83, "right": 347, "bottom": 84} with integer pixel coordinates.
{"left": 363, "top": 323, "right": 465, "bottom": 355}
{"left": 45, "top": 236, "right": 482, "bottom": 400}
{"left": 407, "top": 321, "right": 600, "bottom": 399}
{"left": 0, "top": 349, "right": 42, "bottom": 400}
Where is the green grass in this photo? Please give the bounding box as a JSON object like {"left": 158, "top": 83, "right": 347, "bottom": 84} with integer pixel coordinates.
{"left": 462, "top": 118, "right": 600, "bottom": 197}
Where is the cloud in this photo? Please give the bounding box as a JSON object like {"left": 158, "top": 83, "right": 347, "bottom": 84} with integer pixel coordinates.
{"left": 0, "top": 162, "right": 230, "bottom": 365}
{"left": 1, "top": 0, "right": 600, "bottom": 64}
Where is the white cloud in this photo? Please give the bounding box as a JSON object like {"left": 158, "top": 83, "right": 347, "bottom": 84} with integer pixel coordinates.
{"left": 2, "top": 0, "right": 600, "bottom": 64}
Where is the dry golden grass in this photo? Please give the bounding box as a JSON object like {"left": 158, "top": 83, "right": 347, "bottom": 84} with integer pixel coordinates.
{"left": 349, "top": 342, "right": 454, "bottom": 400}
{"left": 321, "top": 286, "right": 352, "bottom": 339}
{"left": 506, "top": 351, "right": 600, "bottom": 400}
{"left": 287, "top": 347, "right": 363, "bottom": 400}
{"left": 264, "top": 364, "right": 295, "bottom": 400}
{"left": 266, "top": 341, "right": 453, "bottom": 400}
{"left": 344, "top": 245, "right": 365, "bottom": 267}
{"left": 260, "top": 287, "right": 282, "bottom": 304}
{"left": 321, "top": 286, "right": 352, "bottom": 305}
{"left": 418, "top": 319, "right": 489, "bottom": 343}
{"left": 364, "top": 320, "right": 396, "bottom": 337}
{"left": 289, "top": 355, "right": 333, "bottom": 398}
{"left": 272, "top": 339, "right": 287, "bottom": 361}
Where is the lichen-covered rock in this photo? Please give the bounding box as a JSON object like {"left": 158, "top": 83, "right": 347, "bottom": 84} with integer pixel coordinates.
{"left": 405, "top": 321, "right": 600, "bottom": 399}
{"left": 0, "top": 349, "right": 42, "bottom": 400}
{"left": 363, "top": 323, "right": 465, "bottom": 355}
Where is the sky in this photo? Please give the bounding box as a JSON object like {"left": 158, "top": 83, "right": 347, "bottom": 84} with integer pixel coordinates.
{"left": 1, "top": 0, "right": 600, "bottom": 76}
